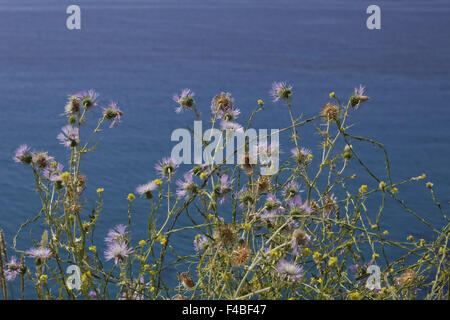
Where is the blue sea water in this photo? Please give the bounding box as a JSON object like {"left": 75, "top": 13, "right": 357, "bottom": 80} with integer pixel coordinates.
{"left": 0, "top": 0, "right": 449, "bottom": 298}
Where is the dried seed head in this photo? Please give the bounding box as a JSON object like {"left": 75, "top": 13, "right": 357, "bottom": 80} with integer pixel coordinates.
{"left": 239, "top": 153, "right": 257, "bottom": 172}
{"left": 40, "top": 230, "right": 48, "bottom": 248}
{"left": 178, "top": 272, "right": 195, "bottom": 289}
{"left": 32, "top": 152, "right": 53, "bottom": 169}
{"left": 231, "top": 244, "right": 251, "bottom": 267}
{"left": 321, "top": 102, "right": 339, "bottom": 122}
{"left": 396, "top": 270, "right": 416, "bottom": 286}
{"left": 65, "top": 95, "right": 81, "bottom": 115}
{"left": 292, "top": 229, "right": 310, "bottom": 247}
{"left": 256, "top": 176, "right": 271, "bottom": 194}
{"left": 212, "top": 93, "right": 234, "bottom": 113}
{"left": 214, "top": 225, "right": 235, "bottom": 245}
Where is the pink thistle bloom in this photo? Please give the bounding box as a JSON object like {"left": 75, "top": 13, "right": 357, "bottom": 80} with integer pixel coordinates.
{"left": 57, "top": 125, "right": 80, "bottom": 148}
{"left": 276, "top": 259, "right": 304, "bottom": 282}
{"left": 104, "top": 224, "right": 127, "bottom": 244}
{"left": 136, "top": 181, "right": 157, "bottom": 199}
{"left": 176, "top": 173, "right": 198, "bottom": 201}
{"left": 173, "top": 88, "right": 195, "bottom": 114}
{"left": 270, "top": 81, "right": 292, "bottom": 102}
{"left": 105, "top": 241, "right": 131, "bottom": 265}
{"left": 13, "top": 144, "right": 32, "bottom": 164}
{"left": 155, "top": 157, "right": 178, "bottom": 177}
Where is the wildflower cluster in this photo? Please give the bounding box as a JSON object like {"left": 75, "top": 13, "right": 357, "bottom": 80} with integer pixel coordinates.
{"left": 1, "top": 84, "right": 448, "bottom": 300}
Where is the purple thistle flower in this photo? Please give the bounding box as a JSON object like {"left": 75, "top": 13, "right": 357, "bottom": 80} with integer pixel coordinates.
{"left": 220, "top": 121, "right": 244, "bottom": 133}
{"left": 57, "top": 125, "right": 80, "bottom": 148}
{"left": 350, "top": 84, "right": 369, "bottom": 109}
{"left": 155, "top": 157, "right": 178, "bottom": 177}
{"left": 291, "top": 147, "right": 311, "bottom": 159}
{"left": 288, "top": 195, "right": 313, "bottom": 216}
{"left": 214, "top": 174, "right": 233, "bottom": 204}
{"left": 282, "top": 181, "right": 303, "bottom": 200}
{"left": 173, "top": 89, "right": 195, "bottom": 114}
{"left": 5, "top": 256, "right": 23, "bottom": 282}
{"left": 26, "top": 247, "right": 51, "bottom": 263}
{"left": 270, "top": 82, "right": 292, "bottom": 102}
{"left": 218, "top": 108, "right": 241, "bottom": 122}
{"left": 176, "top": 173, "right": 198, "bottom": 201}
{"left": 43, "top": 162, "right": 63, "bottom": 182}
{"left": 136, "top": 181, "right": 157, "bottom": 199}
{"left": 105, "top": 224, "right": 127, "bottom": 244}
{"left": 105, "top": 241, "right": 131, "bottom": 265}
{"left": 103, "top": 102, "right": 123, "bottom": 128}
{"left": 276, "top": 259, "right": 304, "bottom": 283}
{"left": 13, "top": 144, "right": 32, "bottom": 164}
{"left": 77, "top": 89, "right": 99, "bottom": 109}
{"left": 194, "top": 235, "right": 209, "bottom": 253}
{"left": 261, "top": 193, "right": 285, "bottom": 224}
{"left": 237, "top": 187, "right": 257, "bottom": 210}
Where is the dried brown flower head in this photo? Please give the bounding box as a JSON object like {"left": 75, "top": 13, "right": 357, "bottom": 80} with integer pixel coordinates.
{"left": 321, "top": 102, "right": 339, "bottom": 122}
{"left": 178, "top": 272, "right": 195, "bottom": 289}
{"left": 232, "top": 244, "right": 251, "bottom": 267}
{"left": 214, "top": 224, "right": 236, "bottom": 245}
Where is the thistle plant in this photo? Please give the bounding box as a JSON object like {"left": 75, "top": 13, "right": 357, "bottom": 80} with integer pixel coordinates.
{"left": 1, "top": 84, "right": 448, "bottom": 300}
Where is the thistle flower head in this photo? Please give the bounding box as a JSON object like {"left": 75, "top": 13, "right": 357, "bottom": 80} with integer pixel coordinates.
{"left": 238, "top": 152, "right": 257, "bottom": 172}
{"left": 349, "top": 85, "right": 369, "bottom": 109}
{"left": 270, "top": 82, "right": 292, "bottom": 102}
{"left": 231, "top": 244, "right": 251, "bottom": 267}
{"left": 220, "top": 120, "right": 244, "bottom": 133}
{"left": 173, "top": 88, "right": 195, "bottom": 113}
{"left": 136, "top": 181, "right": 157, "bottom": 200}
{"left": 282, "top": 181, "right": 303, "bottom": 200}
{"left": 178, "top": 272, "right": 195, "bottom": 289}
{"left": 321, "top": 102, "right": 339, "bottom": 122}
{"left": 65, "top": 95, "right": 81, "bottom": 115}
{"left": 176, "top": 173, "right": 198, "bottom": 201}
{"left": 219, "top": 108, "right": 241, "bottom": 122}
{"left": 77, "top": 89, "right": 99, "bottom": 109}
{"left": 13, "top": 144, "right": 32, "bottom": 164}
{"left": 324, "top": 194, "right": 338, "bottom": 217}
{"left": 276, "top": 259, "right": 304, "bottom": 282}
{"left": 104, "top": 224, "right": 127, "bottom": 244}
{"left": 32, "top": 152, "right": 55, "bottom": 169}
{"left": 43, "top": 162, "right": 64, "bottom": 182}
{"left": 396, "top": 270, "right": 416, "bottom": 286}
{"left": 292, "top": 229, "right": 311, "bottom": 256}
{"left": 214, "top": 174, "right": 233, "bottom": 204}
{"left": 105, "top": 241, "right": 131, "bottom": 265}
{"left": 103, "top": 102, "right": 123, "bottom": 128}
{"left": 26, "top": 247, "right": 51, "bottom": 265}
{"left": 155, "top": 157, "right": 178, "bottom": 177}
{"left": 214, "top": 224, "right": 236, "bottom": 246}
{"left": 57, "top": 125, "right": 80, "bottom": 148}
{"left": 288, "top": 195, "right": 313, "bottom": 216}
{"left": 291, "top": 147, "right": 312, "bottom": 164}
{"left": 5, "top": 256, "right": 24, "bottom": 282}
{"left": 211, "top": 92, "right": 234, "bottom": 114}
{"left": 193, "top": 234, "right": 209, "bottom": 253}
{"left": 237, "top": 187, "right": 257, "bottom": 210}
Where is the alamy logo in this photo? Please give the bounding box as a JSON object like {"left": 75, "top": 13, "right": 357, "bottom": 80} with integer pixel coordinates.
{"left": 366, "top": 5, "right": 381, "bottom": 30}
{"left": 66, "top": 265, "right": 81, "bottom": 290}
{"left": 66, "top": 5, "right": 81, "bottom": 30}
{"left": 171, "top": 121, "right": 280, "bottom": 175}
{"left": 365, "top": 265, "right": 381, "bottom": 290}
